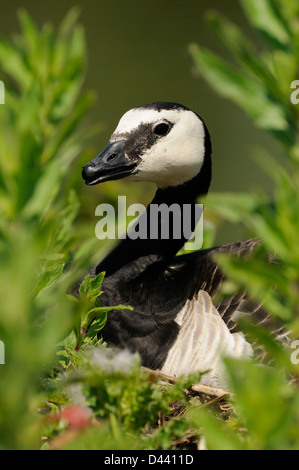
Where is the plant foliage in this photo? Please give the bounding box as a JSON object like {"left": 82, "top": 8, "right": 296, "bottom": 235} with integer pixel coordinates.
{"left": 0, "top": 9, "right": 106, "bottom": 449}
{"left": 189, "top": 0, "right": 299, "bottom": 449}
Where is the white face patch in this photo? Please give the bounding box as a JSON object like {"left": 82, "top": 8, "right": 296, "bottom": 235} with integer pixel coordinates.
{"left": 110, "top": 107, "right": 206, "bottom": 187}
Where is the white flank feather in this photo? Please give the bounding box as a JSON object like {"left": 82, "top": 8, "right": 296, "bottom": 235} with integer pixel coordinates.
{"left": 160, "top": 290, "right": 253, "bottom": 388}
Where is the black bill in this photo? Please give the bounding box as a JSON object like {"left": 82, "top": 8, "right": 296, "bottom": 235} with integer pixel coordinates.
{"left": 82, "top": 140, "right": 137, "bottom": 186}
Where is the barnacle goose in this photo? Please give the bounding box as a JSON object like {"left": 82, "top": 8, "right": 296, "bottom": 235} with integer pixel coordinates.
{"left": 82, "top": 102, "right": 279, "bottom": 389}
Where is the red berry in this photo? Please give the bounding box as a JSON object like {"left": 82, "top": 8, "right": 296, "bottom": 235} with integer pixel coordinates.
{"left": 58, "top": 405, "right": 91, "bottom": 429}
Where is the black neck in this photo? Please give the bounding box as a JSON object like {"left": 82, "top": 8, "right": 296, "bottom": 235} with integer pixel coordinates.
{"left": 96, "top": 141, "right": 211, "bottom": 277}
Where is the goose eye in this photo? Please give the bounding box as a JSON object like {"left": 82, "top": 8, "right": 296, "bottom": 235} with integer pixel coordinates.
{"left": 153, "top": 122, "right": 170, "bottom": 136}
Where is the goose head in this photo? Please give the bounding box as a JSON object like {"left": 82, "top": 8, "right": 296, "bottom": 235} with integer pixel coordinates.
{"left": 82, "top": 102, "right": 211, "bottom": 189}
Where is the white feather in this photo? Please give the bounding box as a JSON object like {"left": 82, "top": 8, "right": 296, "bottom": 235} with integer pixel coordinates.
{"left": 160, "top": 290, "right": 253, "bottom": 389}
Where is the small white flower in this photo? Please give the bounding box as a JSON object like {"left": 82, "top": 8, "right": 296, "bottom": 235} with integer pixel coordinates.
{"left": 89, "top": 347, "right": 138, "bottom": 373}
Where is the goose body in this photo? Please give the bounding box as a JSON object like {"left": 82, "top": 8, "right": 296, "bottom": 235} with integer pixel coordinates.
{"left": 82, "top": 102, "right": 271, "bottom": 388}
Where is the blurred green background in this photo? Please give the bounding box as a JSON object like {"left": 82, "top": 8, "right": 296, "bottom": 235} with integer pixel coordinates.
{"left": 0, "top": 0, "right": 283, "bottom": 246}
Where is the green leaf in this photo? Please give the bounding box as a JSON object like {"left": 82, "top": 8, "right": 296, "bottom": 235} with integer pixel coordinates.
{"left": 18, "top": 9, "right": 40, "bottom": 56}
{"left": 66, "top": 294, "right": 79, "bottom": 303}
{"left": 79, "top": 272, "right": 105, "bottom": 300}
{"left": 0, "top": 39, "right": 32, "bottom": 89}
{"left": 204, "top": 191, "right": 262, "bottom": 225}
{"left": 82, "top": 304, "right": 133, "bottom": 331}
{"left": 225, "top": 358, "right": 298, "bottom": 449}
{"left": 33, "top": 262, "right": 65, "bottom": 298}
{"left": 206, "top": 10, "right": 280, "bottom": 98}
{"left": 21, "top": 157, "right": 64, "bottom": 218}
{"left": 83, "top": 316, "right": 107, "bottom": 341}
{"left": 237, "top": 317, "right": 291, "bottom": 369}
{"left": 240, "top": 0, "right": 292, "bottom": 49}
{"left": 58, "top": 7, "right": 81, "bottom": 40}
{"left": 216, "top": 253, "right": 292, "bottom": 322}
{"left": 187, "top": 407, "right": 245, "bottom": 450}
{"left": 189, "top": 45, "right": 291, "bottom": 141}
